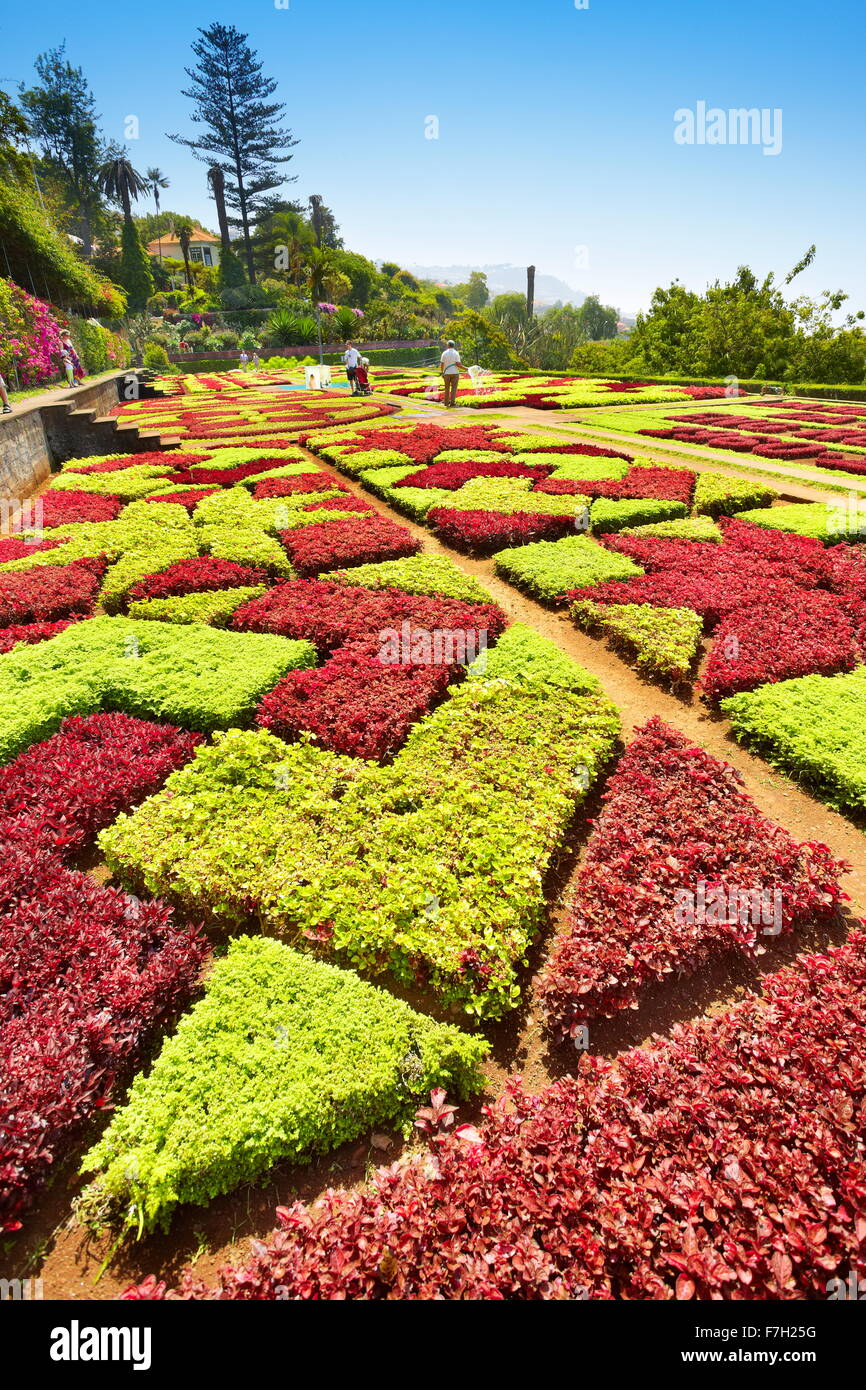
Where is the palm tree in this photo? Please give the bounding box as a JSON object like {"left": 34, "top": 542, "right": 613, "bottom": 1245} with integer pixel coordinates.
{"left": 175, "top": 216, "right": 195, "bottom": 291}
{"left": 96, "top": 152, "right": 149, "bottom": 224}
{"left": 146, "top": 167, "right": 169, "bottom": 261}
{"left": 207, "top": 165, "right": 231, "bottom": 257}
{"left": 305, "top": 246, "right": 342, "bottom": 364}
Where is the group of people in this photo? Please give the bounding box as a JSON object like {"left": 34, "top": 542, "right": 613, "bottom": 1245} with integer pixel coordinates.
{"left": 343, "top": 338, "right": 470, "bottom": 404}
{"left": 239, "top": 350, "right": 261, "bottom": 370}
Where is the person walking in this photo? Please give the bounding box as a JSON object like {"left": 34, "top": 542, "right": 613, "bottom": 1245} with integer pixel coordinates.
{"left": 343, "top": 341, "right": 361, "bottom": 394}
{"left": 61, "top": 333, "right": 85, "bottom": 385}
{"left": 239, "top": 350, "right": 249, "bottom": 371}
{"left": 440, "top": 339, "right": 467, "bottom": 408}
{"left": 0, "top": 372, "right": 12, "bottom": 414}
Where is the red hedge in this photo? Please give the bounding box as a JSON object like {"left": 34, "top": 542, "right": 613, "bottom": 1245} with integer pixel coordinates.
{"left": 0, "top": 537, "right": 64, "bottom": 563}
{"left": 126, "top": 556, "right": 268, "bottom": 603}
{"left": 279, "top": 514, "right": 421, "bottom": 577}
{"left": 0, "top": 852, "right": 206, "bottom": 1233}
{"left": 428, "top": 507, "right": 576, "bottom": 553}
{"left": 256, "top": 636, "right": 454, "bottom": 759}
{"left": 700, "top": 591, "right": 861, "bottom": 700}
{"left": 36, "top": 491, "right": 122, "bottom": 528}
{"left": 395, "top": 459, "right": 551, "bottom": 490}
{"left": 0, "top": 617, "right": 79, "bottom": 654}
{"left": 0, "top": 558, "right": 104, "bottom": 626}
{"left": 252, "top": 474, "right": 350, "bottom": 499}
{"left": 538, "top": 718, "right": 846, "bottom": 1034}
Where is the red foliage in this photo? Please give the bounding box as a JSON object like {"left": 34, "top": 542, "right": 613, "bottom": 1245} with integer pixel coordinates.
{"left": 232, "top": 578, "right": 506, "bottom": 653}
{"left": 428, "top": 507, "right": 576, "bottom": 553}
{"left": 700, "top": 591, "right": 861, "bottom": 700}
{"left": 0, "top": 852, "right": 206, "bottom": 1233}
{"left": 0, "top": 617, "right": 79, "bottom": 654}
{"left": 0, "top": 713, "right": 202, "bottom": 860}
{"left": 126, "top": 556, "right": 267, "bottom": 603}
{"left": 32, "top": 491, "right": 122, "bottom": 528}
{"left": 279, "top": 514, "right": 421, "bottom": 577}
{"left": 395, "top": 459, "right": 551, "bottom": 490}
{"left": 65, "top": 452, "right": 208, "bottom": 474}
{"left": 0, "top": 537, "right": 64, "bottom": 563}
{"left": 339, "top": 425, "right": 508, "bottom": 465}
{"left": 138, "top": 930, "right": 866, "bottom": 1300}
{"left": 539, "top": 718, "right": 846, "bottom": 1032}
{"left": 143, "top": 489, "right": 219, "bottom": 511}
{"left": 0, "top": 558, "right": 104, "bottom": 626}
{"left": 302, "top": 495, "right": 373, "bottom": 514}
{"left": 256, "top": 637, "right": 455, "bottom": 759}
{"left": 252, "top": 474, "right": 350, "bottom": 499}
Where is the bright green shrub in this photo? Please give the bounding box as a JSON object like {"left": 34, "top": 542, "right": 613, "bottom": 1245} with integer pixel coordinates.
{"left": 722, "top": 667, "right": 866, "bottom": 813}
{"left": 445, "top": 477, "right": 587, "bottom": 517}
{"left": 329, "top": 448, "right": 414, "bottom": 477}
{"left": 127, "top": 586, "right": 267, "bottom": 626}
{"left": 357, "top": 465, "right": 418, "bottom": 495}
{"left": 734, "top": 502, "right": 858, "bottom": 544}
{"left": 0, "top": 617, "right": 315, "bottom": 758}
{"left": 47, "top": 465, "right": 177, "bottom": 502}
{"left": 100, "top": 539, "right": 200, "bottom": 613}
{"left": 618, "top": 516, "right": 723, "bottom": 542}
{"left": 324, "top": 554, "right": 494, "bottom": 603}
{"left": 571, "top": 600, "right": 703, "bottom": 681}
{"left": 99, "top": 681, "right": 621, "bottom": 1018}
{"left": 195, "top": 525, "right": 296, "bottom": 577}
{"left": 380, "top": 485, "right": 454, "bottom": 520}
{"left": 493, "top": 535, "right": 643, "bottom": 603}
{"left": 467, "top": 622, "right": 601, "bottom": 693}
{"left": 80, "top": 936, "right": 488, "bottom": 1235}
{"left": 142, "top": 342, "right": 170, "bottom": 371}
{"left": 590, "top": 497, "right": 688, "bottom": 533}
{"left": 524, "top": 455, "right": 630, "bottom": 482}
{"left": 693, "top": 472, "right": 778, "bottom": 518}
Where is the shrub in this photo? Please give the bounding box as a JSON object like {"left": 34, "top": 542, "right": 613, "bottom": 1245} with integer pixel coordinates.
{"left": 143, "top": 342, "right": 171, "bottom": 371}
{"left": 590, "top": 497, "right": 688, "bottom": 533}
{"left": 0, "top": 618, "right": 78, "bottom": 654}
{"left": 127, "top": 556, "right": 267, "bottom": 603}
{"left": 37, "top": 492, "right": 123, "bottom": 528}
{"left": 617, "top": 516, "right": 723, "bottom": 542}
{"left": 141, "top": 930, "right": 866, "bottom": 1300}
{"left": 493, "top": 535, "right": 643, "bottom": 604}
{"left": 0, "top": 558, "right": 103, "bottom": 625}
{"left": 429, "top": 508, "right": 578, "bottom": 554}
{"left": 128, "top": 587, "right": 267, "bottom": 627}
{"left": 700, "top": 591, "right": 860, "bottom": 701}
{"left": 722, "top": 666, "right": 866, "bottom": 814}
{"left": 466, "top": 622, "right": 601, "bottom": 694}
{"left": 570, "top": 600, "right": 703, "bottom": 681}
{"left": 196, "top": 526, "right": 296, "bottom": 578}
{"left": 47, "top": 465, "right": 178, "bottom": 503}
{"left": 538, "top": 718, "right": 845, "bottom": 1034}
{"left": 279, "top": 515, "right": 421, "bottom": 577}
{"left": 323, "top": 555, "right": 495, "bottom": 604}
{"left": 99, "top": 682, "right": 620, "bottom": 1018}
{"left": 0, "top": 853, "right": 205, "bottom": 1233}
{"left": 693, "top": 472, "right": 777, "bottom": 518}
{"left": 735, "top": 502, "right": 854, "bottom": 544}
{"left": 80, "top": 936, "right": 488, "bottom": 1235}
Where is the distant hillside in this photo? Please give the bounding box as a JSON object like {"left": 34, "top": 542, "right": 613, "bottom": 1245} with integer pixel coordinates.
{"left": 406, "top": 263, "right": 587, "bottom": 308}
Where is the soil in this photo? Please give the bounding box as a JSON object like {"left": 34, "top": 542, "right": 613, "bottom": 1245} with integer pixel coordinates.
{"left": 8, "top": 397, "right": 865, "bottom": 1300}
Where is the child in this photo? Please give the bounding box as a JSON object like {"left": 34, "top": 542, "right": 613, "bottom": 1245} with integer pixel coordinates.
{"left": 354, "top": 357, "right": 372, "bottom": 395}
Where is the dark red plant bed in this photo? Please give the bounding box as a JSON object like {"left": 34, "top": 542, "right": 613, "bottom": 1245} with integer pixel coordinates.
{"left": 126, "top": 556, "right": 267, "bottom": 603}
{"left": 279, "top": 514, "right": 421, "bottom": 577}
{"left": 428, "top": 507, "right": 576, "bottom": 553}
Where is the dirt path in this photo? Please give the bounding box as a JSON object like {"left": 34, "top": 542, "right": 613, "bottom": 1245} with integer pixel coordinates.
{"left": 19, "top": 401, "right": 866, "bottom": 1302}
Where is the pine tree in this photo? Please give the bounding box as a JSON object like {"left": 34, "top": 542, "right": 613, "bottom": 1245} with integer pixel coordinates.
{"left": 217, "top": 244, "right": 246, "bottom": 291}
{"left": 119, "top": 218, "right": 155, "bottom": 311}
{"left": 169, "top": 24, "right": 297, "bottom": 284}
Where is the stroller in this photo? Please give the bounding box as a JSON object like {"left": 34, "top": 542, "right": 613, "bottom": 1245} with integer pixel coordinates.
{"left": 354, "top": 358, "right": 373, "bottom": 395}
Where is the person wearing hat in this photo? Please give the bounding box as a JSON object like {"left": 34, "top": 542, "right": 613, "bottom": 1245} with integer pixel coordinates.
{"left": 439, "top": 339, "right": 467, "bottom": 408}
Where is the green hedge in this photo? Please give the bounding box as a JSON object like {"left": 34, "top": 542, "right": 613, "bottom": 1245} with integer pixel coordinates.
{"left": 467, "top": 622, "right": 601, "bottom": 693}
{"left": 80, "top": 936, "right": 488, "bottom": 1235}
{"left": 590, "top": 497, "right": 688, "bottom": 533}
{"left": 618, "top": 516, "right": 723, "bottom": 542}
{"left": 493, "top": 535, "right": 643, "bottom": 604}
{"left": 99, "top": 680, "right": 621, "bottom": 1019}
{"left": 127, "top": 586, "right": 267, "bottom": 626}
{"left": 693, "top": 472, "right": 777, "bottom": 518}
{"left": 571, "top": 599, "right": 703, "bottom": 682}
{"left": 734, "top": 502, "right": 859, "bottom": 544}
{"left": 323, "top": 554, "right": 495, "bottom": 603}
{"left": 722, "top": 667, "right": 866, "bottom": 814}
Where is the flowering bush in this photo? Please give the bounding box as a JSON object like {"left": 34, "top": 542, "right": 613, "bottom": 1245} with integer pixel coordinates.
{"left": 538, "top": 718, "right": 845, "bottom": 1033}
{"left": 0, "top": 279, "right": 64, "bottom": 387}
{"left": 0, "top": 850, "right": 206, "bottom": 1233}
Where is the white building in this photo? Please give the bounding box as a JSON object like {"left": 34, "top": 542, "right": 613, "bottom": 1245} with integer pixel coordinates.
{"left": 146, "top": 227, "right": 221, "bottom": 268}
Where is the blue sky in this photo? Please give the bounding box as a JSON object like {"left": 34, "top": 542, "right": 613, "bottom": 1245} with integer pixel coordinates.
{"left": 2, "top": 0, "right": 864, "bottom": 316}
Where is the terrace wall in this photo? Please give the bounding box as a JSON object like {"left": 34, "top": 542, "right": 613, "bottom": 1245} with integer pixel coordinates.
{"left": 0, "top": 372, "right": 137, "bottom": 501}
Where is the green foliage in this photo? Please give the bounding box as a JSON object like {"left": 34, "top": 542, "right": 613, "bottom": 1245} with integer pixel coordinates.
{"left": 523, "top": 455, "right": 631, "bottom": 483}
{"left": 723, "top": 667, "right": 866, "bottom": 814}
{"left": 571, "top": 600, "right": 703, "bottom": 681}
{"left": 493, "top": 535, "right": 643, "bottom": 603}
{"left": 693, "top": 472, "right": 778, "bottom": 518}
{"left": 0, "top": 617, "right": 315, "bottom": 760}
{"left": 590, "top": 497, "right": 689, "bottom": 533}
{"left": 127, "top": 586, "right": 267, "bottom": 626}
{"left": 48, "top": 464, "right": 176, "bottom": 502}
{"left": 444, "top": 477, "right": 588, "bottom": 517}
{"left": 0, "top": 181, "right": 123, "bottom": 315}
{"left": 69, "top": 315, "right": 131, "bottom": 373}
{"left": 80, "top": 936, "right": 488, "bottom": 1234}
{"left": 143, "top": 342, "right": 171, "bottom": 370}
{"left": 323, "top": 554, "right": 494, "bottom": 604}
{"left": 99, "top": 681, "right": 621, "bottom": 1018}
{"left": 100, "top": 539, "right": 201, "bottom": 613}
{"left": 327, "top": 448, "right": 414, "bottom": 478}
{"left": 442, "top": 310, "right": 526, "bottom": 370}
{"left": 217, "top": 243, "right": 246, "bottom": 290}
{"left": 196, "top": 526, "right": 295, "bottom": 577}
{"left": 734, "top": 502, "right": 855, "bottom": 544}
{"left": 467, "top": 622, "right": 601, "bottom": 693}
{"left": 118, "top": 219, "right": 156, "bottom": 312}
{"left": 618, "top": 516, "right": 723, "bottom": 542}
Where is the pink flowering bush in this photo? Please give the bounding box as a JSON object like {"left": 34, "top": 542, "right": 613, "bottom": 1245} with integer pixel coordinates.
{"left": 0, "top": 279, "right": 65, "bottom": 388}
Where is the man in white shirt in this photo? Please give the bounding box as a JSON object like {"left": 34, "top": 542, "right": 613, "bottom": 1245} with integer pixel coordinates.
{"left": 343, "top": 342, "right": 361, "bottom": 394}
{"left": 440, "top": 340, "right": 465, "bottom": 408}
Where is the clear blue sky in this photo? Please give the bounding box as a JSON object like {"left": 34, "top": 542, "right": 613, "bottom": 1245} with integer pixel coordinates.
{"left": 2, "top": 0, "right": 864, "bottom": 316}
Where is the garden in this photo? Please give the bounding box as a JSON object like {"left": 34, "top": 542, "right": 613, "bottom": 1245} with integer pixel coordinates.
{"left": 1, "top": 366, "right": 864, "bottom": 1307}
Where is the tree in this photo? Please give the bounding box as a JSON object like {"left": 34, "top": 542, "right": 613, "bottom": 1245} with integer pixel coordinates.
{"left": 207, "top": 165, "right": 232, "bottom": 255}
{"left": 255, "top": 206, "right": 315, "bottom": 284}
{"left": 465, "top": 270, "right": 489, "bottom": 310}
{"left": 308, "top": 195, "right": 342, "bottom": 249}
{"left": 0, "top": 93, "right": 34, "bottom": 183}
{"left": 217, "top": 244, "right": 247, "bottom": 292}
{"left": 443, "top": 311, "right": 526, "bottom": 370}
{"left": 146, "top": 167, "right": 170, "bottom": 260}
{"left": 19, "top": 44, "right": 106, "bottom": 256}
{"left": 575, "top": 294, "right": 618, "bottom": 342}
{"left": 97, "top": 152, "right": 149, "bottom": 224}
{"left": 119, "top": 218, "right": 155, "bottom": 311}
{"left": 175, "top": 217, "right": 194, "bottom": 290}
{"left": 169, "top": 23, "right": 298, "bottom": 283}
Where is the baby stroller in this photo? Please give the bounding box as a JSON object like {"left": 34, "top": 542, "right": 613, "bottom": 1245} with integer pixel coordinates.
{"left": 354, "top": 358, "right": 373, "bottom": 395}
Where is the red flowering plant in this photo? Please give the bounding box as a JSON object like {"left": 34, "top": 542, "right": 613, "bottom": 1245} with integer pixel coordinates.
{"left": 538, "top": 718, "right": 846, "bottom": 1034}
{"left": 0, "top": 558, "right": 105, "bottom": 626}
{"left": 126, "top": 556, "right": 268, "bottom": 603}
{"left": 279, "top": 514, "right": 421, "bottom": 577}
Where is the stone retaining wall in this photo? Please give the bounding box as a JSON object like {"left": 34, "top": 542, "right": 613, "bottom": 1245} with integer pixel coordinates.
{"left": 0, "top": 373, "right": 132, "bottom": 503}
